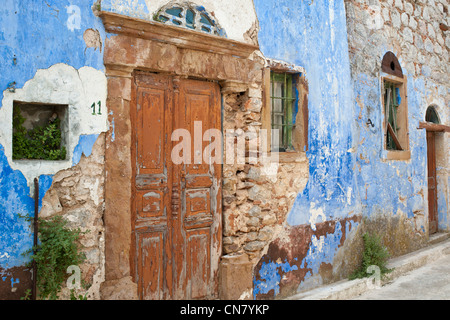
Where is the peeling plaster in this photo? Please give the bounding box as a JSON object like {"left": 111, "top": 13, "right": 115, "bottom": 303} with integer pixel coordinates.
{"left": 300, "top": 221, "right": 343, "bottom": 274}
{"left": 254, "top": 0, "right": 360, "bottom": 228}
{"left": 0, "top": 63, "right": 108, "bottom": 274}
{"left": 0, "top": 63, "right": 108, "bottom": 191}
{"left": 253, "top": 258, "right": 298, "bottom": 297}
{"left": 253, "top": 216, "right": 361, "bottom": 299}
{"left": 73, "top": 134, "right": 101, "bottom": 166}
{"left": 308, "top": 203, "right": 326, "bottom": 231}
{"left": 0, "top": 0, "right": 447, "bottom": 301}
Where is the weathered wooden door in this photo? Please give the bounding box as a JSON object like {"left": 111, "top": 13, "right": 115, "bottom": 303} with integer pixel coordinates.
{"left": 426, "top": 131, "right": 438, "bottom": 234}
{"left": 131, "top": 72, "right": 222, "bottom": 300}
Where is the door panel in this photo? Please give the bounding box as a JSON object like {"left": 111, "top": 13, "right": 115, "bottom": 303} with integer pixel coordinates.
{"left": 136, "top": 190, "right": 165, "bottom": 218}
{"left": 187, "top": 229, "right": 211, "bottom": 299}
{"left": 136, "top": 230, "right": 165, "bottom": 300}
{"left": 137, "top": 88, "right": 165, "bottom": 172}
{"left": 132, "top": 72, "right": 174, "bottom": 300}
{"left": 173, "top": 79, "right": 222, "bottom": 300}
{"left": 132, "top": 73, "right": 221, "bottom": 300}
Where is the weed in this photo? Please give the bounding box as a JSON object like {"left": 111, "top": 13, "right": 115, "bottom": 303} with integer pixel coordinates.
{"left": 350, "top": 232, "right": 393, "bottom": 280}
{"left": 20, "top": 214, "right": 87, "bottom": 300}
{"left": 13, "top": 108, "right": 66, "bottom": 161}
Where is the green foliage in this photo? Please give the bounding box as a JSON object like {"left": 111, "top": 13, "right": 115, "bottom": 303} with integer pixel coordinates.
{"left": 21, "top": 289, "right": 32, "bottom": 300}
{"left": 350, "top": 232, "right": 393, "bottom": 280}
{"left": 23, "top": 215, "right": 87, "bottom": 300}
{"left": 13, "top": 108, "right": 66, "bottom": 160}
{"left": 70, "top": 289, "right": 88, "bottom": 300}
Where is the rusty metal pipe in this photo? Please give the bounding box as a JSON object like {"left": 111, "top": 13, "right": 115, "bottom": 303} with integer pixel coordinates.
{"left": 32, "top": 177, "right": 39, "bottom": 300}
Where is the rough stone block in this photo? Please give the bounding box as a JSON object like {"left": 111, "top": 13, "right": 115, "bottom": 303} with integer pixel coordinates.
{"left": 219, "top": 254, "right": 253, "bottom": 300}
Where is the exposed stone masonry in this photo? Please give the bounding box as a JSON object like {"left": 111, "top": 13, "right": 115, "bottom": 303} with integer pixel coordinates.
{"left": 221, "top": 69, "right": 309, "bottom": 266}
{"left": 346, "top": 0, "right": 449, "bottom": 83}
{"left": 40, "top": 134, "right": 106, "bottom": 300}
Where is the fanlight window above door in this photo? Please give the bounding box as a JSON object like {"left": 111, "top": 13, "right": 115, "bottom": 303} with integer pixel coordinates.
{"left": 154, "top": 3, "right": 226, "bottom": 37}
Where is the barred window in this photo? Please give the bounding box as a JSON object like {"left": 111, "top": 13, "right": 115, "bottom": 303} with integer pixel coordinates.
{"left": 270, "top": 72, "right": 297, "bottom": 152}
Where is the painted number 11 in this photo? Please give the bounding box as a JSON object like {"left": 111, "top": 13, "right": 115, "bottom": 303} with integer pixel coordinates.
{"left": 91, "top": 101, "right": 102, "bottom": 115}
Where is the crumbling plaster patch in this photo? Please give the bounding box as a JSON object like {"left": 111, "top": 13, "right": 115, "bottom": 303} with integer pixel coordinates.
{"left": 40, "top": 133, "right": 107, "bottom": 300}
{"left": 253, "top": 216, "right": 362, "bottom": 299}
{"left": 84, "top": 28, "right": 103, "bottom": 52}
{"left": 0, "top": 63, "right": 108, "bottom": 191}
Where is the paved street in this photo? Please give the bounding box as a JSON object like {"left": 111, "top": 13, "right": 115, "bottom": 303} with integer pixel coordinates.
{"left": 352, "top": 254, "right": 450, "bottom": 300}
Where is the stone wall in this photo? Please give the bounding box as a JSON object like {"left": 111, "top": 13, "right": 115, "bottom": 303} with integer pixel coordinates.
{"left": 39, "top": 134, "right": 107, "bottom": 300}
{"left": 345, "top": 0, "right": 449, "bottom": 82}
{"left": 222, "top": 89, "right": 310, "bottom": 265}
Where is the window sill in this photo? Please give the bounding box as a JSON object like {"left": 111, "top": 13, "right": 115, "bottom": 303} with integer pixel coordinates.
{"left": 271, "top": 151, "right": 308, "bottom": 163}
{"left": 383, "top": 150, "right": 411, "bottom": 161}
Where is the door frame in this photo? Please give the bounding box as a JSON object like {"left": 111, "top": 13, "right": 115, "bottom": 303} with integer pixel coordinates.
{"left": 420, "top": 112, "right": 450, "bottom": 235}
{"left": 100, "top": 11, "right": 260, "bottom": 299}
{"left": 426, "top": 130, "right": 438, "bottom": 234}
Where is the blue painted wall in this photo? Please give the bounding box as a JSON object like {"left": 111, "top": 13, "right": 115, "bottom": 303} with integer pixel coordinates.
{"left": 0, "top": 0, "right": 105, "bottom": 292}
{"left": 0, "top": 0, "right": 105, "bottom": 103}
{"left": 354, "top": 72, "right": 428, "bottom": 220}
{"left": 252, "top": 0, "right": 362, "bottom": 298}
{"left": 252, "top": 0, "right": 445, "bottom": 298}
{"left": 254, "top": 0, "right": 359, "bottom": 227}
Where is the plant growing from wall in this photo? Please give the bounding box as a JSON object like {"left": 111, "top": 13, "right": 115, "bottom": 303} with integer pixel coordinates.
{"left": 13, "top": 108, "right": 67, "bottom": 160}
{"left": 21, "top": 214, "right": 87, "bottom": 300}
{"left": 349, "top": 232, "right": 393, "bottom": 280}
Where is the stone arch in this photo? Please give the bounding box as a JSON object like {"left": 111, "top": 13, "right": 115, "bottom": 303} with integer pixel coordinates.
{"left": 381, "top": 51, "right": 403, "bottom": 78}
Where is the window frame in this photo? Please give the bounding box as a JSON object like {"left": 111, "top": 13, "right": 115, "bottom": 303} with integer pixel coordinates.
{"left": 380, "top": 74, "right": 410, "bottom": 161}
{"left": 262, "top": 67, "right": 308, "bottom": 163}
{"left": 270, "top": 72, "right": 296, "bottom": 152}
{"left": 12, "top": 101, "right": 69, "bottom": 161}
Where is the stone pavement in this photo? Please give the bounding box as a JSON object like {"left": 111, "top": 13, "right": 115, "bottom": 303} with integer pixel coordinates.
{"left": 287, "top": 233, "right": 450, "bottom": 300}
